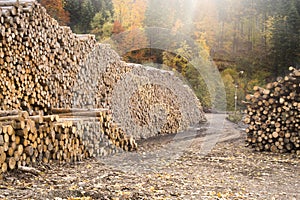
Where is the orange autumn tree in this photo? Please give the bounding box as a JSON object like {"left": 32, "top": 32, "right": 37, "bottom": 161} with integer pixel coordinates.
{"left": 112, "top": 21, "right": 125, "bottom": 34}
{"left": 39, "top": 0, "right": 70, "bottom": 25}
{"left": 112, "top": 0, "right": 147, "bottom": 30}
{"left": 111, "top": 0, "right": 148, "bottom": 62}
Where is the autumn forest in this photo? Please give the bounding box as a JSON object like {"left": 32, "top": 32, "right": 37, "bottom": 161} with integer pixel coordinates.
{"left": 38, "top": 0, "right": 300, "bottom": 110}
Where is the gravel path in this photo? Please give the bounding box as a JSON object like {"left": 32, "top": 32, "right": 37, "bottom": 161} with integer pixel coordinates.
{"left": 0, "top": 114, "right": 299, "bottom": 199}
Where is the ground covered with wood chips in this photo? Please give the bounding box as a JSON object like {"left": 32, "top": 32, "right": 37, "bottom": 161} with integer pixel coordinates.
{"left": 0, "top": 114, "right": 299, "bottom": 200}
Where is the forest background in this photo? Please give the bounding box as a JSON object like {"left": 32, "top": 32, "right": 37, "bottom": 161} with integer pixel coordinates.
{"left": 37, "top": 0, "right": 300, "bottom": 111}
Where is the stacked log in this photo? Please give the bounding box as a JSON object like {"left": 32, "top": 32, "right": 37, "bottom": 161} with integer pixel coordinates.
{"left": 0, "top": 110, "right": 65, "bottom": 173}
{"left": 71, "top": 44, "right": 130, "bottom": 108}
{"left": 110, "top": 65, "right": 206, "bottom": 139}
{"left": 244, "top": 67, "right": 300, "bottom": 154}
{"left": 0, "top": 1, "right": 137, "bottom": 174}
{"left": 0, "top": 0, "right": 205, "bottom": 175}
{"left": 0, "top": 109, "right": 137, "bottom": 175}
{"left": 129, "top": 83, "right": 182, "bottom": 134}
{"left": 0, "top": 0, "right": 97, "bottom": 113}
{"left": 79, "top": 46, "right": 206, "bottom": 140}
{"left": 51, "top": 108, "right": 137, "bottom": 155}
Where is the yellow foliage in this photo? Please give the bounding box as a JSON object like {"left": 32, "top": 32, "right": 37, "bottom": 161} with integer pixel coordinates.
{"left": 112, "top": 0, "right": 147, "bottom": 30}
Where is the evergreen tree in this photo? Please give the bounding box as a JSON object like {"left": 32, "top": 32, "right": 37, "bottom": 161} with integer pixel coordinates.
{"left": 269, "top": 0, "right": 300, "bottom": 76}
{"left": 65, "top": 0, "right": 113, "bottom": 34}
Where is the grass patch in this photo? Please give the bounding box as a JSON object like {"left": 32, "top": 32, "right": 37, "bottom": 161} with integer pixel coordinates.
{"left": 227, "top": 112, "right": 243, "bottom": 124}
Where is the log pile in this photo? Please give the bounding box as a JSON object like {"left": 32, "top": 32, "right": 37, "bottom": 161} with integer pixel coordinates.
{"left": 244, "top": 67, "right": 300, "bottom": 154}
{"left": 0, "top": 109, "right": 136, "bottom": 175}
{"left": 110, "top": 65, "right": 206, "bottom": 139}
{"left": 0, "top": 0, "right": 97, "bottom": 113}
{"left": 72, "top": 44, "right": 130, "bottom": 109}
{"left": 51, "top": 108, "right": 137, "bottom": 154}
{"left": 0, "top": 0, "right": 136, "bottom": 174}
{"left": 0, "top": 0, "right": 206, "bottom": 141}
{"left": 80, "top": 46, "right": 206, "bottom": 139}
{"left": 129, "top": 83, "right": 182, "bottom": 134}
{"left": 0, "top": 0, "right": 205, "bottom": 175}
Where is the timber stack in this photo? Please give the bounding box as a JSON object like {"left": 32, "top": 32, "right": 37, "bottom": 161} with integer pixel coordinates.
{"left": 0, "top": 0, "right": 137, "bottom": 175}
{"left": 109, "top": 65, "right": 206, "bottom": 139}
{"left": 80, "top": 47, "right": 206, "bottom": 140}
{"left": 244, "top": 67, "right": 300, "bottom": 154}
{"left": 0, "top": 108, "right": 136, "bottom": 174}
{"left": 0, "top": 0, "right": 97, "bottom": 112}
{"left": 0, "top": 0, "right": 206, "bottom": 176}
